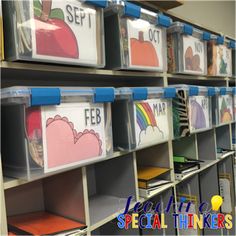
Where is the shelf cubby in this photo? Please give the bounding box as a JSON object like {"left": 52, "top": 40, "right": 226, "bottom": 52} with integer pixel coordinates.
{"left": 140, "top": 188, "right": 175, "bottom": 236}
{"left": 5, "top": 168, "right": 86, "bottom": 224}
{"left": 197, "top": 129, "right": 217, "bottom": 161}
{"left": 216, "top": 125, "right": 232, "bottom": 150}
{"left": 199, "top": 165, "right": 221, "bottom": 235}
{"left": 173, "top": 135, "right": 198, "bottom": 160}
{"left": 218, "top": 156, "right": 235, "bottom": 236}
{"left": 136, "top": 143, "right": 172, "bottom": 182}
{"left": 91, "top": 214, "right": 140, "bottom": 235}
{"left": 86, "top": 154, "right": 137, "bottom": 226}
{"left": 175, "top": 175, "right": 202, "bottom": 236}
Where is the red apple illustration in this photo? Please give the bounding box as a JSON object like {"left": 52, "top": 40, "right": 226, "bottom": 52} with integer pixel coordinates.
{"left": 35, "top": 0, "right": 79, "bottom": 59}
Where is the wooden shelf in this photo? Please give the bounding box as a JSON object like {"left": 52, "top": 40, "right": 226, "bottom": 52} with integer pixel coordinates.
{"left": 133, "top": 0, "right": 183, "bottom": 11}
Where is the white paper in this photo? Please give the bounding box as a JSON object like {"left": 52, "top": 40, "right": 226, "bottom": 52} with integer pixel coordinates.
{"left": 41, "top": 103, "right": 106, "bottom": 173}
{"left": 134, "top": 98, "right": 169, "bottom": 148}
{"left": 189, "top": 96, "right": 210, "bottom": 132}
{"left": 127, "top": 19, "right": 164, "bottom": 70}
{"left": 30, "top": 0, "right": 98, "bottom": 65}
{"left": 218, "top": 94, "right": 233, "bottom": 124}
{"left": 183, "top": 35, "right": 205, "bottom": 74}
{"left": 219, "top": 178, "right": 232, "bottom": 213}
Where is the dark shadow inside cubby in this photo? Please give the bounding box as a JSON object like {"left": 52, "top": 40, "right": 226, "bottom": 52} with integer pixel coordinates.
{"left": 86, "top": 154, "right": 137, "bottom": 226}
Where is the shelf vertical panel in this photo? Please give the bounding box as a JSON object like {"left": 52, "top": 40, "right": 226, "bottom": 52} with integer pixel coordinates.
{"left": 0, "top": 159, "right": 8, "bottom": 235}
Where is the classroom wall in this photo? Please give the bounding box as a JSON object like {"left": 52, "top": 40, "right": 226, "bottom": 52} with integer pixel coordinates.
{"left": 170, "top": 1, "right": 236, "bottom": 38}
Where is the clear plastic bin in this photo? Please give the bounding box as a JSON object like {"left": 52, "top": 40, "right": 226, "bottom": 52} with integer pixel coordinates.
{"left": 212, "top": 87, "right": 233, "bottom": 125}
{"left": 1, "top": 86, "right": 114, "bottom": 180}
{"left": 233, "top": 88, "right": 236, "bottom": 121}
{"left": 167, "top": 22, "right": 208, "bottom": 75}
{"left": 232, "top": 40, "right": 236, "bottom": 77}
{"left": 104, "top": 1, "right": 172, "bottom": 71}
{"left": 112, "top": 87, "right": 176, "bottom": 151}
{"left": 172, "top": 85, "right": 213, "bottom": 138}
{"left": 2, "top": 0, "right": 106, "bottom": 67}
{"left": 207, "top": 35, "right": 233, "bottom": 77}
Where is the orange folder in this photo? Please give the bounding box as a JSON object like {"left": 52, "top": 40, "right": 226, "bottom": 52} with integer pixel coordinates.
{"left": 8, "top": 211, "right": 86, "bottom": 235}
{"left": 138, "top": 166, "right": 170, "bottom": 189}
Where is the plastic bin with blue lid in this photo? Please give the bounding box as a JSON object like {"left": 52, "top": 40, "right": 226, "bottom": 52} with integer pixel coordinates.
{"left": 104, "top": 1, "right": 172, "bottom": 71}
{"left": 231, "top": 40, "right": 236, "bottom": 77}
{"left": 211, "top": 87, "right": 233, "bottom": 125}
{"left": 2, "top": 0, "right": 106, "bottom": 67}
{"left": 233, "top": 87, "right": 236, "bottom": 121}
{"left": 172, "top": 85, "right": 214, "bottom": 138}
{"left": 112, "top": 87, "right": 176, "bottom": 151}
{"left": 207, "top": 35, "right": 233, "bottom": 77}
{"left": 167, "top": 22, "right": 208, "bottom": 75}
{"left": 1, "top": 86, "right": 114, "bottom": 180}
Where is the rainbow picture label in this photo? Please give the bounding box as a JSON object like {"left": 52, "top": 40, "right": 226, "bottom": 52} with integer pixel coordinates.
{"left": 218, "top": 95, "right": 233, "bottom": 124}
{"left": 134, "top": 99, "right": 169, "bottom": 147}
{"left": 189, "top": 96, "right": 210, "bottom": 132}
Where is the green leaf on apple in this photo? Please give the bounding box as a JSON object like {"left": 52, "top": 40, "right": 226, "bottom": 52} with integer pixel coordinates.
{"left": 33, "top": 0, "right": 42, "bottom": 17}
{"left": 50, "top": 8, "right": 65, "bottom": 21}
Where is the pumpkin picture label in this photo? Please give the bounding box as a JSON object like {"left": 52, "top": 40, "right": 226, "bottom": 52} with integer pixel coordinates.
{"left": 126, "top": 19, "right": 164, "bottom": 70}
{"left": 29, "top": 0, "right": 100, "bottom": 65}
{"left": 218, "top": 95, "right": 233, "bottom": 123}
{"left": 189, "top": 96, "right": 210, "bottom": 132}
{"left": 26, "top": 103, "right": 107, "bottom": 173}
{"left": 183, "top": 35, "right": 205, "bottom": 74}
{"left": 134, "top": 99, "right": 169, "bottom": 147}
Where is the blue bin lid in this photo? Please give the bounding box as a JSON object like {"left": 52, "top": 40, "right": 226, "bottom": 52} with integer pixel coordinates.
{"left": 116, "top": 87, "right": 176, "bottom": 101}
{"left": 1, "top": 86, "right": 116, "bottom": 106}
{"left": 170, "top": 84, "right": 210, "bottom": 96}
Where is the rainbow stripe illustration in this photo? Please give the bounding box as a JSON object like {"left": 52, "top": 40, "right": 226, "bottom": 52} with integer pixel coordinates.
{"left": 136, "top": 103, "right": 157, "bottom": 130}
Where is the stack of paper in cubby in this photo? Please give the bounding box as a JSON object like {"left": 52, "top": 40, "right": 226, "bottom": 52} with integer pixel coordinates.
{"left": 137, "top": 166, "right": 172, "bottom": 198}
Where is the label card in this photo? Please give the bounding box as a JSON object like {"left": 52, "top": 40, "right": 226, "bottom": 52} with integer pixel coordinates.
{"left": 134, "top": 99, "right": 169, "bottom": 148}
{"left": 126, "top": 19, "right": 164, "bottom": 70}
{"left": 216, "top": 45, "right": 232, "bottom": 76}
{"left": 29, "top": 0, "right": 99, "bottom": 65}
{"left": 183, "top": 35, "right": 205, "bottom": 74}
{"left": 40, "top": 103, "right": 106, "bottom": 173}
{"left": 189, "top": 96, "right": 210, "bottom": 132}
{"left": 218, "top": 95, "right": 233, "bottom": 124}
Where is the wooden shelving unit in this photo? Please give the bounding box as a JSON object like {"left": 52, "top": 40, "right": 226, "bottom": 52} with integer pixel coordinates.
{"left": 1, "top": 61, "right": 235, "bottom": 235}
{"left": 0, "top": 1, "right": 235, "bottom": 235}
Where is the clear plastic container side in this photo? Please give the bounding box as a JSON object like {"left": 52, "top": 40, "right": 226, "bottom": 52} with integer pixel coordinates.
{"left": 217, "top": 94, "right": 234, "bottom": 124}
{"left": 234, "top": 93, "right": 236, "bottom": 121}
{"left": 2, "top": 102, "right": 113, "bottom": 180}
{"left": 207, "top": 40, "right": 232, "bottom": 77}
{"left": 105, "top": 8, "right": 167, "bottom": 71}
{"left": 232, "top": 49, "right": 235, "bottom": 76}
{"left": 167, "top": 25, "right": 207, "bottom": 75}
{"left": 172, "top": 89, "right": 212, "bottom": 138}
{"left": 2, "top": 0, "right": 105, "bottom": 67}
{"left": 112, "top": 98, "right": 172, "bottom": 151}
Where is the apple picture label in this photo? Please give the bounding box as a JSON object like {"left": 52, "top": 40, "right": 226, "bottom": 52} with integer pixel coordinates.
{"left": 30, "top": 0, "right": 101, "bottom": 65}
